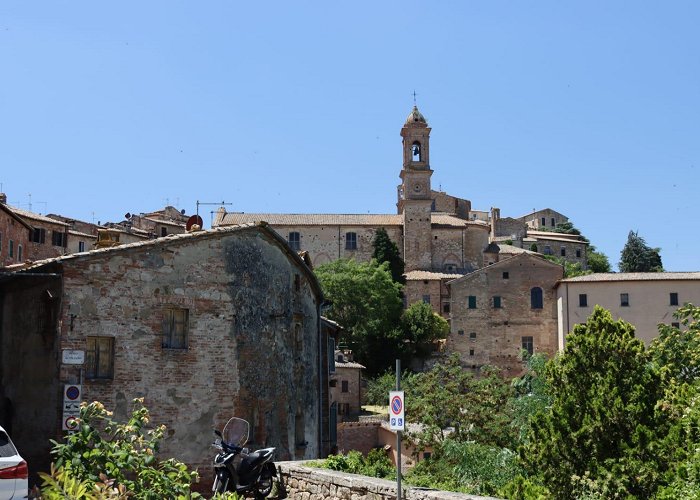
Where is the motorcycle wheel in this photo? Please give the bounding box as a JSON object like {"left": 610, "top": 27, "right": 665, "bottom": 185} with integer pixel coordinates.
{"left": 254, "top": 463, "right": 275, "bottom": 498}
{"left": 213, "top": 470, "right": 230, "bottom": 494}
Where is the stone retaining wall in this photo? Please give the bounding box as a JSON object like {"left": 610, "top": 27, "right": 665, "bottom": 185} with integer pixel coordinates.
{"left": 276, "top": 462, "right": 500, "bottom": 500}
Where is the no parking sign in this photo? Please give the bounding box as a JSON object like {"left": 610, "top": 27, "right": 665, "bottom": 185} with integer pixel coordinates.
{"left": 62, "top": 384, "right": 82, "bottom": 431}
{"left": 389, "top": 391, "right": 405, "bottom": 431}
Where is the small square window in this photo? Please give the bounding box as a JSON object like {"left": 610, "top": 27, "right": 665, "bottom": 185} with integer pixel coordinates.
{"left": 522, "top": 336, "right": 534, "bottom": 356}
{"left": 458, "top": 330, "right": 464, "bottom": 335}
{"left": 672, "top": 322, "right": 680, "bottom": 329}
{"left": 541, "top": 217, "right": 546, "bottom": 226}
{"left": 544, "top": 245, "right": 553, "bottom": 255}
{"left": 422, "top": 295, "right": 431, "bottom": 305}
{"left": 670, "top": 293, "right": 679, "bottom": 306}
{"left": 78, "top": 241, "right": 86, "bottom": 252}
{"left": 341, "top": 380, "right": 349, "bottom": 393}
{"left": 579, "top": 294, "right": 588, "bottom": 307}
{"left": 620, "top": 293, "right": 629, "bottom": 307}
{"left": 469, "top": 332, "right": 476, "bottom": 340}
{"left": 576, "top": 249, "right": 582, "bottom": 258}
{"left": 86, "top": 336, "right": 114, "bottom": 380}
{"left": 551, "top": 217, "right": 556, "bottom": 226}
{"left": 31, "top": 228, "right": 46, "bottom": 244}
{"left": 468, "top": 296, "right": 476, "bottom": 309}
{"left": 17, "top": 245, "right": 22, "bottom": 261}
{"left": 493, "top": 296, "right": 502, "bottom": 308}
{"left": 162, "top": 308, "right": 189, "bottom": 349}
{"left": 161, "top": 227, "right": 167, "bottom": 237}
{"left": 560, "top": 247, "right": 566, "bottom": 257}
{"left": 469, "top": 348, "right": 475, "bottom": 356}
{"left": 502, "top": 271, "right": 509, "bottom": 279}
{"left": 442, "top": 303, "right": 450, "bottom": 314}
{"left": 52, "top": 231, "right": 66, "bottom": 247}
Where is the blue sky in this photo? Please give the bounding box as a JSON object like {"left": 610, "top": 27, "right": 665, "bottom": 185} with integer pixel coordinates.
{"left": 1, "top": 2, "right": 698, "bottom": 271}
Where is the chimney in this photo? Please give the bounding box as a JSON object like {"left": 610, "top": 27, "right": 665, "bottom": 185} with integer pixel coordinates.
{"left": 0, "top": 193, "right": 6, "bottom": 204}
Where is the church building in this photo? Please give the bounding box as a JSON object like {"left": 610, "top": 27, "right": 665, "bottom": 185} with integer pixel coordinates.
{"left": 214, "top": 106, "right": 584, "bottom": 373}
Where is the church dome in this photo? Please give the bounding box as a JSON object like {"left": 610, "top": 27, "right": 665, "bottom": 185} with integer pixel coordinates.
{"left": 405, "top": 105, "right": 427, "bottom": 125}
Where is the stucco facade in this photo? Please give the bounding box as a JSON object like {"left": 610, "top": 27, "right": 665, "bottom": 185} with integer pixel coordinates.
{"left": 0, "top": 223, "right": 326, "bottom": 483}
{"left": 557, "top": 272, "right": 700, "bottom": 346}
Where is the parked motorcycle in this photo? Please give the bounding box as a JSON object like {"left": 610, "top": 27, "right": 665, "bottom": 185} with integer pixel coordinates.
{"left": 212, "top": 417, "right": 277, "bottom": 498}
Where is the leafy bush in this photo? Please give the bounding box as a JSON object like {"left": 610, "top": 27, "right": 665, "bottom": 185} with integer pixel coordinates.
{"left": 406, "top": 440, "right": 523, "bottom": 496}
{"left": 41, "top": 399, "right": 201, "bottom": 499}
{"left": 310, "top": 449, "right": 394, "bottom": 479}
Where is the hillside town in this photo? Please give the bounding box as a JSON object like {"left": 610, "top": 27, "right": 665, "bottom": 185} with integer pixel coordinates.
{"left": 1, "top": 107, "right": 700, "bottom": 498}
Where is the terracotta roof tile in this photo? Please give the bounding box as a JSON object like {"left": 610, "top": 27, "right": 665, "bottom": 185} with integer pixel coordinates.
{"left": 561, "top": 272, "right": 700, "bottom": 283}
{"left": 217, "top": 213, "right": 404, "bottom": 226}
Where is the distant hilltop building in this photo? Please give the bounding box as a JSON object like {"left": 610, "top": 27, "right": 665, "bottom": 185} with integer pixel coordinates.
{"left": 214, "top": 106, "right": 589, "bottom": 374}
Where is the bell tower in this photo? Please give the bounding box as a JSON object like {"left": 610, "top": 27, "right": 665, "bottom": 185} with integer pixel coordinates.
{"left": 398, "top": 106, "right": 433, "bottom": 271}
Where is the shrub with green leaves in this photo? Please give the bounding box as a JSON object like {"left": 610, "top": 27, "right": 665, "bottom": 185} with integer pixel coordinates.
{"left": 42, "top": 398, "right": 201, "bottom": 499}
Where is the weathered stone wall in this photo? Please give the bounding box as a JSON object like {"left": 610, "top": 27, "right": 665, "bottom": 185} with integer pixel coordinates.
{"left": 55, "top": 228, "right": 321, "bottom": 474}
{"left": 447, "top": 254, "right": 562, "bottom": 377}
{"left": 405, "top": 279, "right": 443, "bottom": 316}
{"left": 403, "top": 202, "right": 433, "bottom": 271}
{"left": 493, "top": 218, "right": 527, "bottom": 240}
{"left": 1, "top": 226, "right": 324, "bottom": 484}
{"left": 463, "top": 226, "right": 489, "bottom": 271}
{"left": 277, "top": 462, "right": 500, "bottom": 500}
{"left": 430, "top": 191, "right": 471, "bottom": 219}
{"left": 262, "top": 224, "right": 404, "bottom": 268}
{"left": 431, "top": 228, "right": 466, "bottom": 273}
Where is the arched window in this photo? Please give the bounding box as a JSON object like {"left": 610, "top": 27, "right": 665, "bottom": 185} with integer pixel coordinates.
{"left": 531, "top": 287, "right": 543, "bottom": 309}
{"left": 412, "top": 141, "right": 422, "bottom": 162}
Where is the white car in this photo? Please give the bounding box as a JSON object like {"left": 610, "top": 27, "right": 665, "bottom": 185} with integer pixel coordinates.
{"left": 0, "top": 426, "right": 27, "bottom": 499}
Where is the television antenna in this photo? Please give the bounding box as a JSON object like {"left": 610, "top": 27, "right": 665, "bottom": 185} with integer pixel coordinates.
{"left": 196, "top": 200, "right": 233, "bottom": 227}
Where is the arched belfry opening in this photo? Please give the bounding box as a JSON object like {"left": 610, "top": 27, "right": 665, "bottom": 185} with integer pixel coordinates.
{"left": 412, "top": 141, "right": 422, "bottom": 162}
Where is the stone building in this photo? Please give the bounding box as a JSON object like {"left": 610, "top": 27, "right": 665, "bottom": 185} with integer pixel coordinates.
{"left": 212, "top": 106, "right": 589, "bottom": 375}
{"left": 329, "top": 349, "right": 365, "bottom": 422}
{"left": 557, "top": 272, "right": 700, "bottom": 346}
{"left": 447, "top": 253, "right": 563, "bottom": 377}
{"left": 11, "top": 207, "right": 71, "bottom": 261}
{"left": 0, "top": 222, "right": 328, "bottom": 482}
{"left": 0, "top": 195, "right": 31, "bottom": 266}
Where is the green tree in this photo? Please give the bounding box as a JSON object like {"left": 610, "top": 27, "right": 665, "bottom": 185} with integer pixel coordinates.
{"left": 543, "top": 255, "right": 589, "bottom": 278}
{"left": 408, "top": 355, "right": 516, "bottom": 449}
{"left": 372, "top": 228, "right": 405, "bottom": 284}
{"left": 619, "top": 230, "right": 663, "bottom": 272}
{"left": 398, "top": 302, "right": 449, "bottom": 362}
{"left": 522, "top": 307, "right": 664, "bottom": 498}
{"left": 315, "top": 258, "right": 403, "bottom": 374}
{"left": 587, "top": 246, "right": 612, "bottom": 273}
{"left": 552, "top": 221, "right": 581, "bottom": 235}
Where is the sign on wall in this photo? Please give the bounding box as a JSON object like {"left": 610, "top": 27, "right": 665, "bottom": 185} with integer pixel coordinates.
{"left": 62, "top": 349, "right": 85, "bottom": 365}
{"left": 62, "top": 384, "right": 82, "bottom": 431}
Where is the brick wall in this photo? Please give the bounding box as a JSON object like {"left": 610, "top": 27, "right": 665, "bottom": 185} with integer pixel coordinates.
{"left": 0, "top": 208, "right": 30, "bottom": 266}
{"left": 448, "top": 253, "right": 563, "bottom": 376}
{"left": 1, "top": 225, "right": 325, "bottom": 485}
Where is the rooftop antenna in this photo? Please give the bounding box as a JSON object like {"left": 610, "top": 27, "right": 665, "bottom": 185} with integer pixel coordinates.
{"left": 412, "top": 90, "right": 418, "bottom": 106}
{"left": 196, "top": 200, "right": 233, "bottom": 228}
